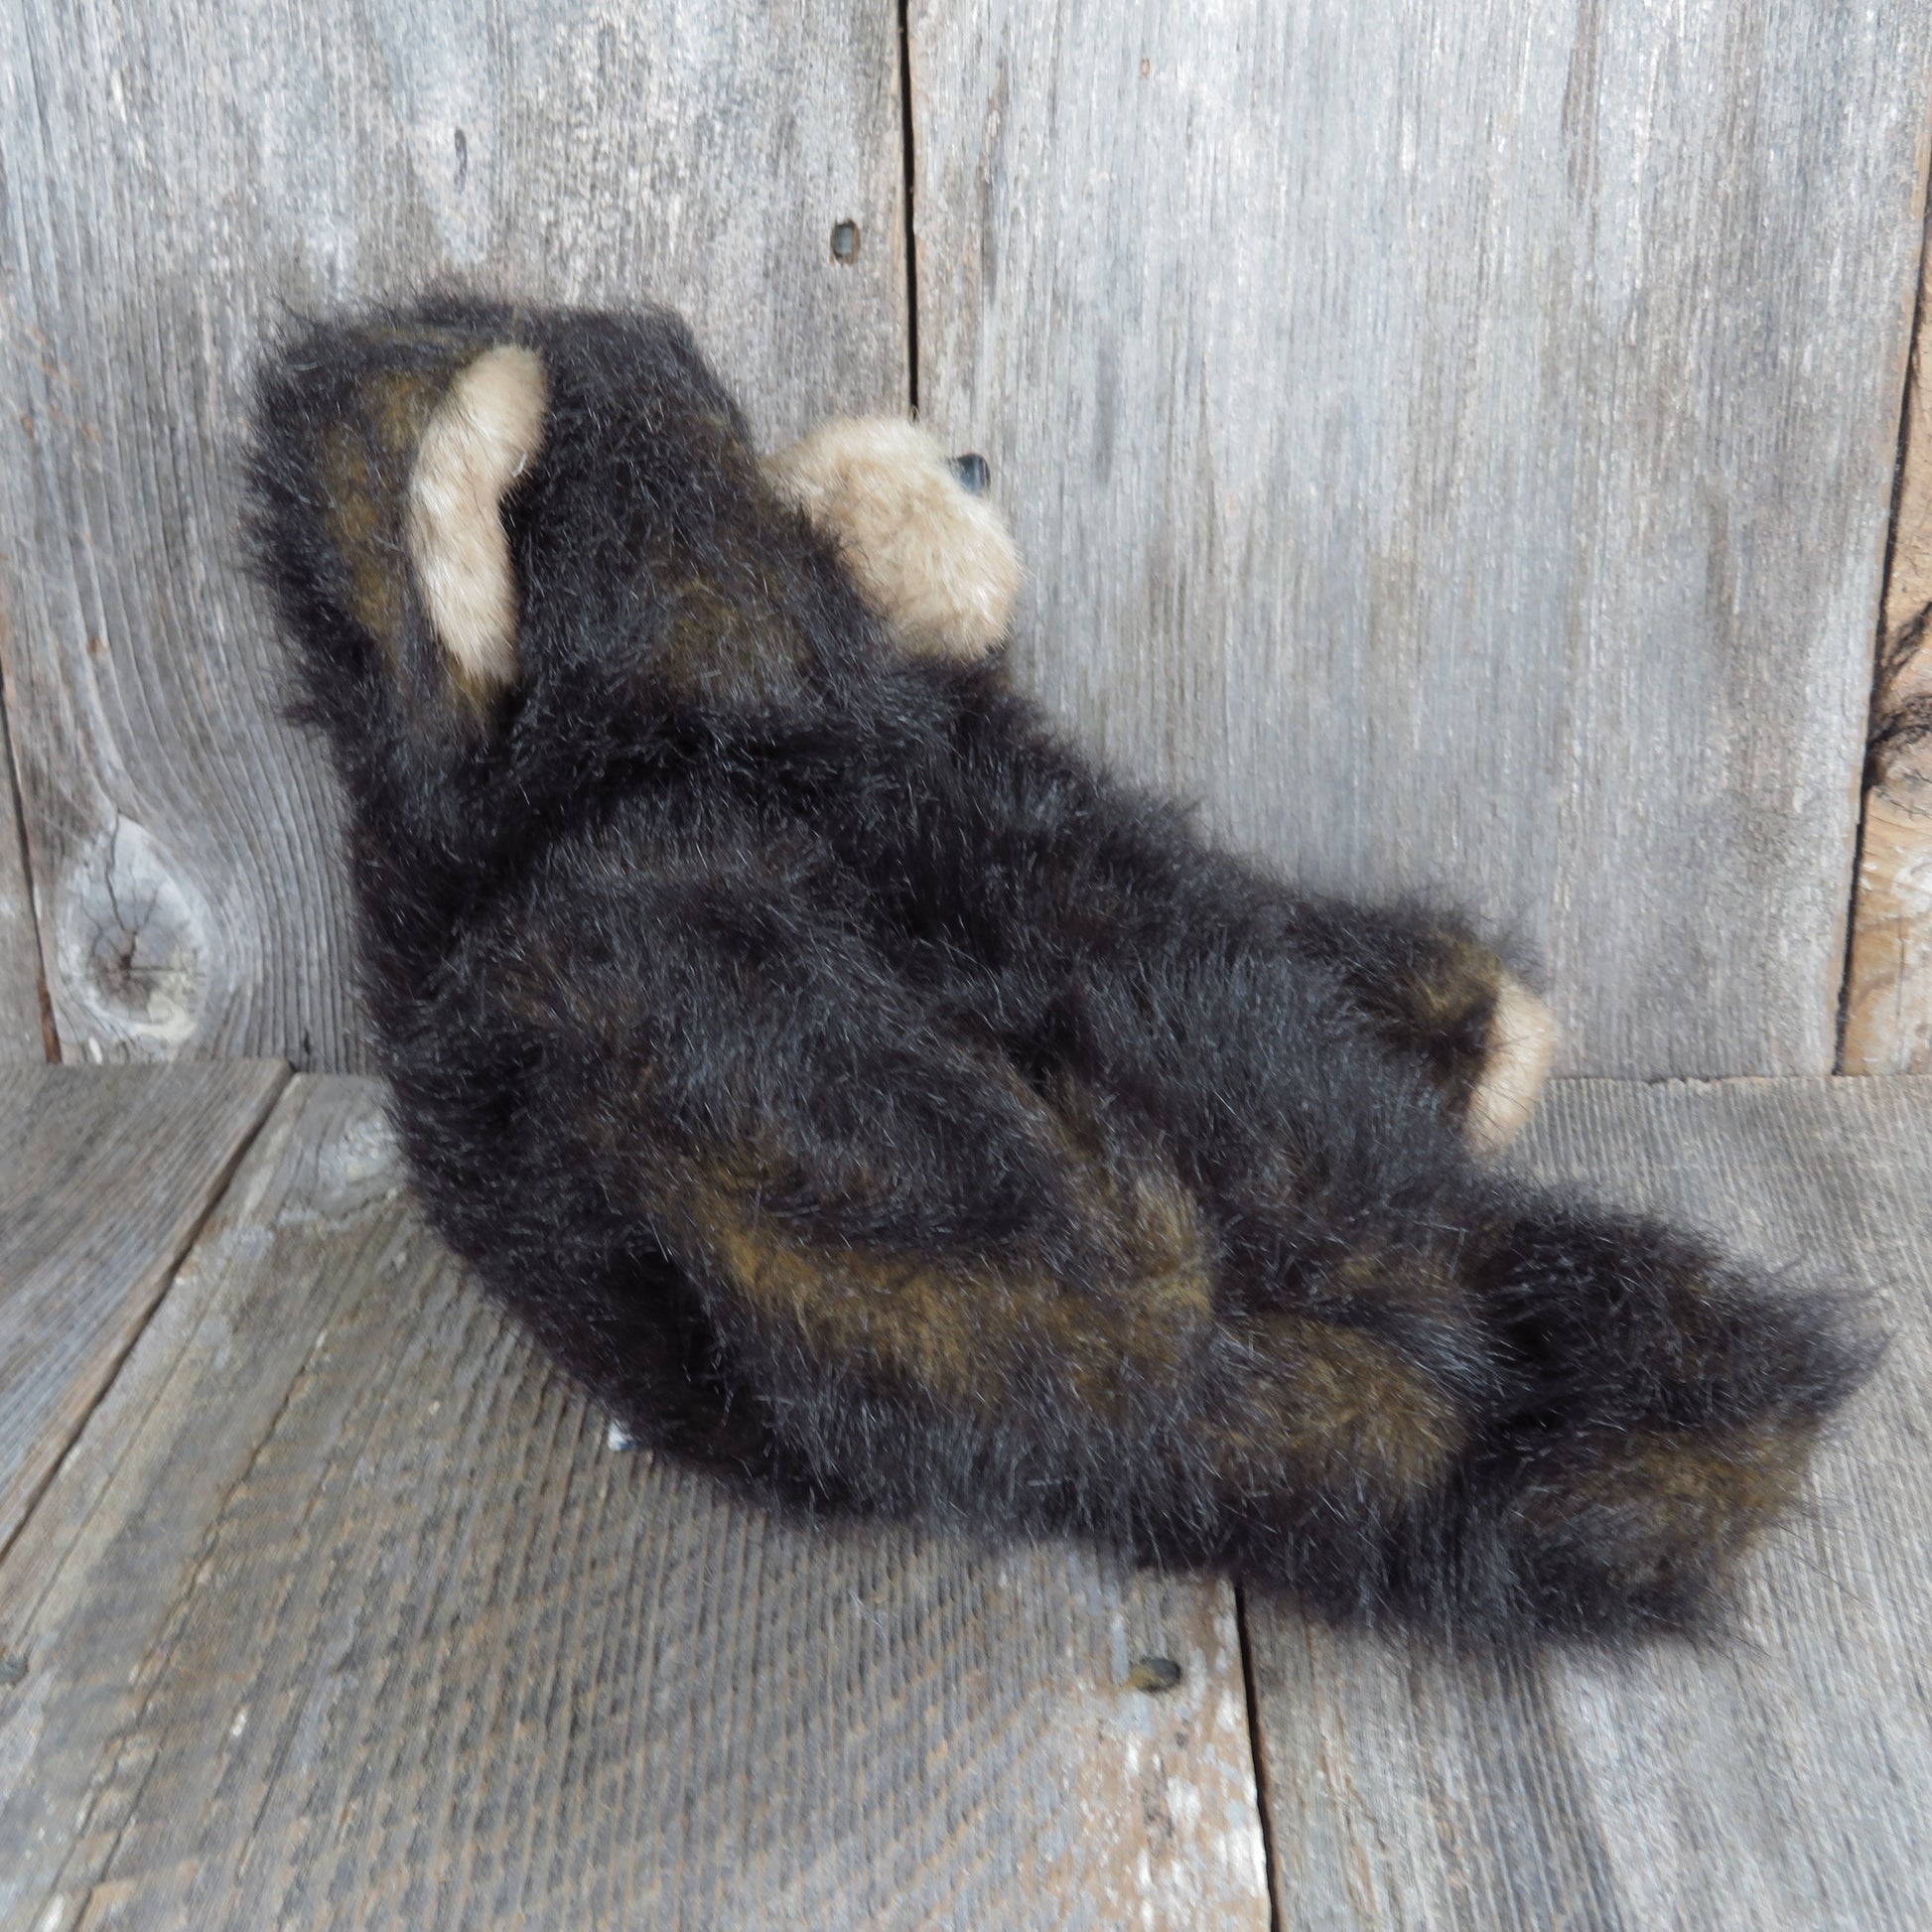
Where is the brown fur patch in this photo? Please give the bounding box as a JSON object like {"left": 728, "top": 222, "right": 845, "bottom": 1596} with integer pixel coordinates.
{"left": 1404, "top": 933, "right": 1503, "bottom": 1035}
{"left": 319, "top": 366, "right": 453, "bottom": 667}
{"left": 1385, "top": 937, "right": 1555, "bottom": 1151}
{"left": 1221, "top": 1313, "right": 1465, "bottom": 1498}
{"left": 681, "top": 1079, "right": 1216, "bottom": 1417}
{"left": 368, "top": 366, "right": 445, "bottom": 455}
{"left": 1330, "top": 1235, "right": 1467, "bottom": 1317}
{"left": 1024, "top": 1073, "right": 1214, "bottom": 1310}
{"left": 321, "top": 424, "right": 404, "bottom": 654}
{"left": 689, "top": 1192, "right": 1021, "bottom": 1408}
{"left": 683, "top": 1193, "right": 1215, "bottom": 1418}
{"left": 1529, "top": 1422, "right": 1818, "bottom": 1586}
{"left": 649, "top": 566, "right": 811, "bottom": 707}
{"left": 678, "top": 1072, "right": 1457, "bottom": 1513}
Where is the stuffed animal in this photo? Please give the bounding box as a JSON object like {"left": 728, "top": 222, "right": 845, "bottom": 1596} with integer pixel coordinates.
{"left": 249, "top": 298, "right": 1863, "bottom": 1642}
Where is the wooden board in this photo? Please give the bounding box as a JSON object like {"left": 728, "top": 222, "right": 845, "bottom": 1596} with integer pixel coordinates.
{"left": 0, "top": 0, "right": 908, "bottom": 1070}
{"left": 0, "top": 704, "right": 47, "bottom": 1057}
{"left": 0, "top": 1059, "right": 285, "bottom": 1560}
{"left": 1846, "top": 217, "right": 1932, "bottom": 1074}
{"left": 908, "top": 0, "right": 1931, "bottom": 1077}
{"left": 0, "top": 1075, "right": 1271, "bottom": 1932}
{"left": 1248, "top": 1075, "right": 1932, "bottom": 1929}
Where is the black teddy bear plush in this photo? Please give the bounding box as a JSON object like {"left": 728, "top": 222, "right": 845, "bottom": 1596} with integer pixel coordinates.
{"left": 249, "top": 298, "right": 1864, "bottom": 1642}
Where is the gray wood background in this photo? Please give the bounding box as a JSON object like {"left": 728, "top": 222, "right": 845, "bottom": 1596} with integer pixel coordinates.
{"left": 910, "top": 0, "right": 1930, "bottom": 1077}
{"left": 0, "top": 2, "right": 1928, "bottom": 1076}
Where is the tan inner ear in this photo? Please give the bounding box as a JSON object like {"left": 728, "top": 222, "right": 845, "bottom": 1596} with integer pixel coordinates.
{"left": 407, "top": 344, "right": 549, "bottom": 701}
{"left": 763, "top": 417, "right": 1022, "bottom": 660}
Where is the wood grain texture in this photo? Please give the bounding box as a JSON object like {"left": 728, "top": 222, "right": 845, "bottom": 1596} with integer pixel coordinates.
{"left": 0, "top": 1059, "right": 285, "bottom": 1560}
{"left": 0, "top": 702, "right": 47, "bottom": 1057}
{"left": 0, "top": 1076, "right": 1271, "bottom": 1932}
{"left": 1249, "top": 1075, "right": 1932, "bottom": 1931}
{"left": 909, "top": 0, "right": 1931, "bottom": 1077}
{"left": 0, "top": 0, "right": 908, "bottom": 1070}
{"left": 1846, "top": 216, "right": 1932, "bottom": 1073}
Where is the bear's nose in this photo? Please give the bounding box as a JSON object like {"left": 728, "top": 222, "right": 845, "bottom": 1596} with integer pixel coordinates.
{"left": 950, "top": 453, "right": 991, "bottom": 496}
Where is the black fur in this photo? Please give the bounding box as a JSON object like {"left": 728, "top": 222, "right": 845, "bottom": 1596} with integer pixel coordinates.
{"left": 247, "top": 298, "right": 1867, "bottom": 1643}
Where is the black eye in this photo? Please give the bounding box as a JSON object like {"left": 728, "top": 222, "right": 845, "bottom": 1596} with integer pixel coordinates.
{"left": 950, "top": 452, "right": 990, "bottom": 495}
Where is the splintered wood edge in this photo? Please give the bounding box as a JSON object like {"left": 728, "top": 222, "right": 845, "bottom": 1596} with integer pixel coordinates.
{"left": 1845, "top": 214, "right": 1932, "bottom": 1075}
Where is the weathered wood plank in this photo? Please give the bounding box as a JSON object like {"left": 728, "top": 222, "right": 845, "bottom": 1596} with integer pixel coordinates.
{"left": 909, "top": 1, "right": 1930, "bottom": 1077}
{"left": 0, "top": 1076, "right": 1270, "bottom": 1932}
{"left": 1248, "top": 1076, "right": 1932, "bottom": 1930}
{"left": 0, "top": 0, "right": 908, "bottom": 1070}
{"left": 0, "top": 702, "right": 47, "bottom": 1057}
{"left": 1845, "top": 215, "right": 1932, "bottom": 1073}
{"left": 0, "top": 1059, "right": 285, "bottom": 1560}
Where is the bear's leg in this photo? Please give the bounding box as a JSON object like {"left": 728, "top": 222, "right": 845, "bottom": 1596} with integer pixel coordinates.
{"left": 502, "top": 829, "right": 1501, "bottom": 1619}
{"left": 920, "top": 692, "right": 1557, "bottom": 1155}
{"left": 766, "top": 431, "right": 1552, "bottom": 1151}
{"left": 1323, "top": 907, "right": 1556, "bottom": 1155}
{"left": 763, "top": 418, "right": 1022, "bottom": 659}
{"left": 1258, "top": 898, "right": 1557, "bottom": 1154}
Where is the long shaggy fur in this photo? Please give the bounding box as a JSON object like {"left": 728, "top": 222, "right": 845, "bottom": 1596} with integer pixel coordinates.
{"left": 248, "top": 298, "right": 1867, "bottom": 1644}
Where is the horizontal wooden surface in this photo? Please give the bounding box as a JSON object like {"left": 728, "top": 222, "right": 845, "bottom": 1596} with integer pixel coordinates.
{"left": 0, "top": 0, "right": 907, "bottom": 1071}
{"left": 911, "top": 0, "right": 1931, "bottom": 1077}
{"left": 0, "top": 1076, "right": 1270, "bottom": 1932}
{"left": 5, "top": 1071, "right": 1932, "bottom": 1926}
{"left": 1250, "top": 1076, "right": 1932, "bottom": 1930}
{"left": 1846, "top": 214, "right": 1932, "bottom": 1074}
{"left": 0, "top": 1060, "right": 285, "bottom": 1559}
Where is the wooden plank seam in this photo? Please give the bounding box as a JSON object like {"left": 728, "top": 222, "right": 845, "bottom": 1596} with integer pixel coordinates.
{"left": 1233, "top": 1584, "right": 1286, "bottom": 1932}
{"left": 0, "top": 658, "right": 55, "bottom": 1060}
{"left": 0, "top": 1064, "right": 291, "bottom": 1576}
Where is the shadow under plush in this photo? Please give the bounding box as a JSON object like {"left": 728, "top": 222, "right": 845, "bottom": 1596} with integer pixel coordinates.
{"left": 247, "top": 299, "right": 1864, "bottom": 1643}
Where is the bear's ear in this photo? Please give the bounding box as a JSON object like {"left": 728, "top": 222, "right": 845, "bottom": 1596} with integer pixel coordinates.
{"left": 405, "top": 345, "right": 549, "bottom": 700}
{"left": 763, "top": 417, "right": 1022, "bottom": 660}
{"left": 256, "top": 323, "right": 547, "bottom": 720}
